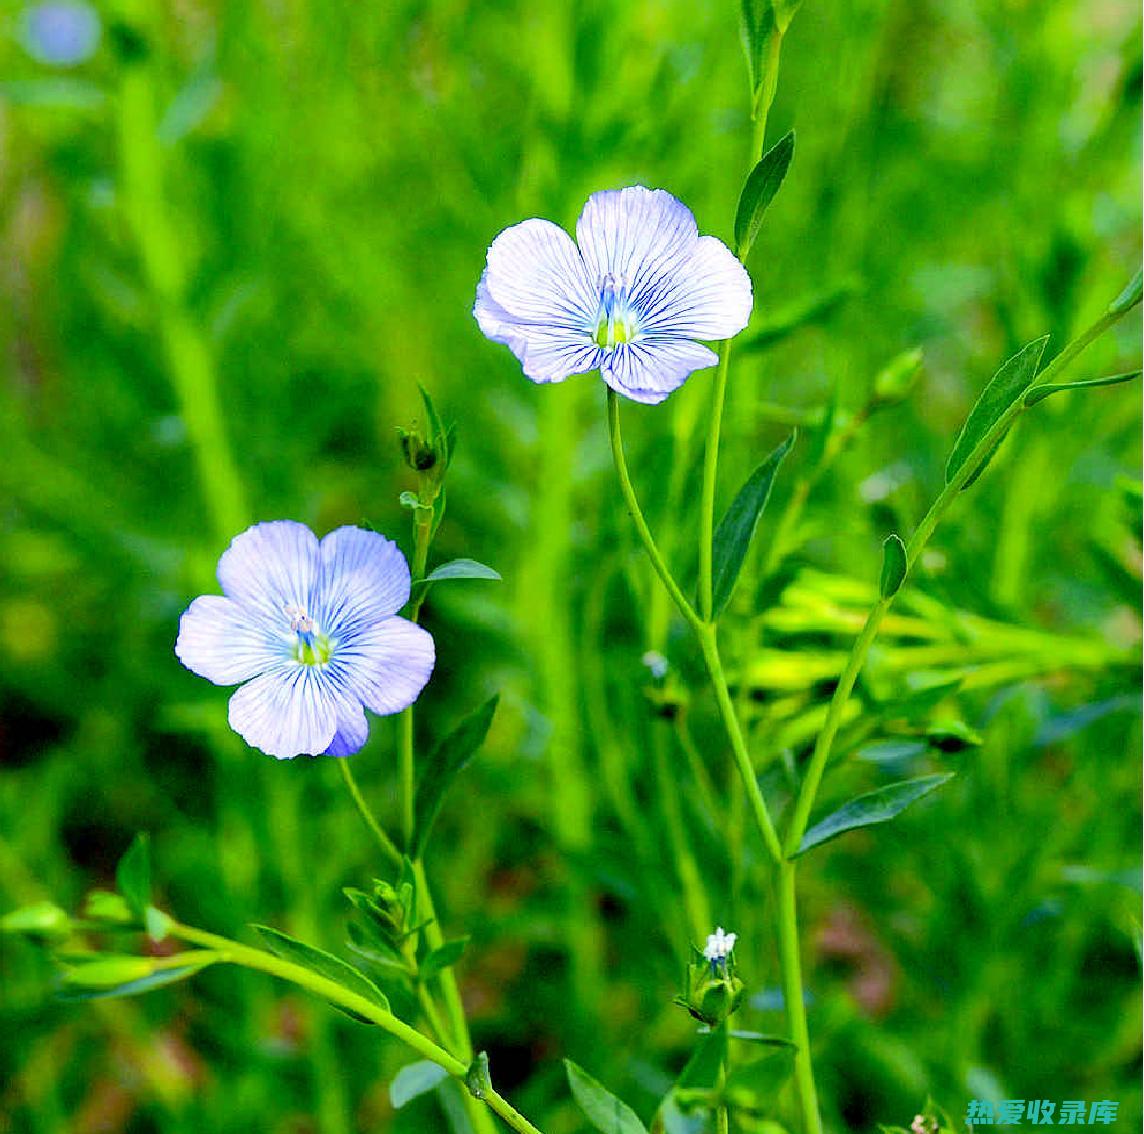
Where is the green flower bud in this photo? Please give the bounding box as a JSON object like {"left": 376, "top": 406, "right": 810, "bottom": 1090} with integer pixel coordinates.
{"left": 677, "top": 928, "right": 745, "bottom": 1027}
{"left": 1, "top": 901, "right": 71, "bottom": 942}
{"left": 872, "top": 348, "right": 923, "bottom": 409}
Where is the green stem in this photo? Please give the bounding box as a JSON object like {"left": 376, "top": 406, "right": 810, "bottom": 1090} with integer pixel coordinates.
{"left": 784, "top": 293, "right": 1137, "bottom": 858}
{"left": 606, "top": 390, "right": 703, "bottom": 631}
{"left": 696, "top": 626, "right": 784, "bottom": 865}
{"left": 413, "top": 861, "right": 471, "bottom": 1057}
{"left": 337, "top": 760, "right": 402, "bottom": 869}
{"left": 606, "top": 390, "right": 783, "bottom": 868}
{"left": 167, "top": 922, "right": 544, "bottom": 1134}
{"left": 399, "top": 502, "right": 499, "bottom": 1134}
{"left": 777, "top": 862, "right": 822, "bottom": 1134}
{"left": 698, "top": 343, "right": 733, "bottom": 621}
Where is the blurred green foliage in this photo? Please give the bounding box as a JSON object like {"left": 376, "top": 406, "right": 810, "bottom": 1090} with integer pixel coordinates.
{"left": 0, "top": 1, "right": 1140, "bottom": 1132}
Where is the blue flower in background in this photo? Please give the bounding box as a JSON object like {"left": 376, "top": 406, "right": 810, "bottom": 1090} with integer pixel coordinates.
{"left": 474, "top": 186, "right": 753, "bottom": 405}
{"left": 19, "top": 2, "right": 100, "bottom": 67}
{"left": 176, "top": 522, "right": 434, "bottom": 760}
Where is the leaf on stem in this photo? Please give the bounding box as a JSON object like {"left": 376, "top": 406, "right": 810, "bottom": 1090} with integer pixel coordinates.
{"left": 723, "top": 1047, "right": 797, "bottom": 1111}
{"left": 879, "top": 533, "right": 907, "bottom": 598}
{"left": 115, "top": 833, "right": 151, "bottom": 919}
{"left": 1023, "top": 370, "right": 1140, "bottom": 407}
{"left": 420, "top": 936, "right": 470, "bottom": 982}
{"left": 418, "top": 558, "right": 502, "bottom": 587}
{"left": 413, "top": 695, "right": 499, "bottom": 857}
{"left": 711, "top": 432, "right": 796, "bottom": 616}
{"left": 253, "top": 925, "right": 390, "bottom": 1022}
{"left": 58, "top": 954, "right": 217, "bottom": 1001}
{"left": 565, "top": 1059, "right": 650, "bottom": 1134}
{"left": 675, "top": 1024, "right": 727, "bottom": 1092}
{"left": 794, "top": 773, "right": 955, "bottom": 857}
{"left": 945, "top": 335, "right": 1048, "bottom": 486}
{"left": 734, "top": 129, "right": 795, "bottom": 256}
{"left": 390, "top": 1060, "right": 450, "bottom": 1108}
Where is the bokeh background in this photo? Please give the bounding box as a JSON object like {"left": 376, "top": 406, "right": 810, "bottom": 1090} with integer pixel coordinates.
{"left": 0, "top": 1, "right": 1141, "bottom": 1132}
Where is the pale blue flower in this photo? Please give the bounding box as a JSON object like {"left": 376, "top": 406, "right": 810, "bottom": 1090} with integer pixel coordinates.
{"left": 19, "top": 2, "right": 100, "bottom": 67}
{"left": 175, "top": 521, "right": 434, "bottom": 760}
{"left": 474, "top": 186, "right": 753, "bottom": 405}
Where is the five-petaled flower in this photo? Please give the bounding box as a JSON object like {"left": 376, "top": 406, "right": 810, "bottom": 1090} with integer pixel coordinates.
{"left": 474, "top": 186, "right": 753, "bottom": 405}
{"left": 703, "top": 926, "right": 738, "bottom": 968}
{"left": 175, "top": 521, "right": 434, "bottom": 759}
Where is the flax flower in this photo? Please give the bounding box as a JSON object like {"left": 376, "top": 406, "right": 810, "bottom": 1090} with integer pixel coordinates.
{"left": 175, "top": 522, "right": 434, "bottom": 759}
{"left": 474, "top": 186, "right": 752, "bottom": 404}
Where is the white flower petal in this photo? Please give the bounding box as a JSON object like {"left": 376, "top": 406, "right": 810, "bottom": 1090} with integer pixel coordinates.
{"left": 227, "top": 665, "right": 338, "bottom": 760}
{"left": 217, "top": 521, "right": 321, "bottom": 625}
{"left": 575, "top": 187, "right": 699, "bottom": 296}
{"left": 331, "top": 617, "right": 435, "bottom": 716}
{"left": 638, "top": 235, "right": 753, "bottom": 341}
{"left": 601, "top": 339, "right": 718, "bottom": 404}
{"left": 481, "top": 218, "right": 598, "bottom": 330}
{"left": 317, "top": 526, "right": 411, "bottom": 634}
{"left": 175, "top": 595, "right": 284, "bottom": 685}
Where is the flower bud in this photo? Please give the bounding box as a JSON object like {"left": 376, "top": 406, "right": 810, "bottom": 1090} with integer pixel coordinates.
{"left": 398, "top": 428, "right": 439, "bottom": 473}
{"left": 1, "top": 901, "right": 71, "bottom": 942}
{"left": 676, "top": 926, "right": 745, "bottom": 1027}
{"left": 871, "top": 348, "right": 923, "bottom": 409}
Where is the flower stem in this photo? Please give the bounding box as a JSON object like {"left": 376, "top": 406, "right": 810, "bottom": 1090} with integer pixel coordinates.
{"left": 696, "top": 625, "right": 784, "bottom": 866}
{"left": 697, "top": 344, "right": 733, "bottom": 622}
{"left": 606, "top": 390, "right": 703, "bottom": 632}
{"left": 167, "top": 922, "right": 545, "bottom": 1134}
{"left": 783, "top": 294, "right": 1136, "bottom": 859}
{"left": 777, "top": 861, "right": 821, "bottom": 1134}
{"left": 337, "top": 760, "right": 402, "bottom": 869}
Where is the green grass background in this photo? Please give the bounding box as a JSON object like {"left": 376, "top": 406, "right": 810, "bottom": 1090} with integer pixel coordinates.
{"left": 0, "top": 1, "right": 1140, "bottom": 1132}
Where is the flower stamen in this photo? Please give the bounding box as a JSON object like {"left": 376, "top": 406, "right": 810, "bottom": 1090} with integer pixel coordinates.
{"left": 284, "top": 603, "right": 330, "bottom": 666}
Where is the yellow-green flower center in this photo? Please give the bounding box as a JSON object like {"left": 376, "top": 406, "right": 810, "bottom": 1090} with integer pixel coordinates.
{"left": 593, "top": 274, "right": 638, "bottom": 349}
{"left": 285, "top": 604, "right": 332, "bottom": 666}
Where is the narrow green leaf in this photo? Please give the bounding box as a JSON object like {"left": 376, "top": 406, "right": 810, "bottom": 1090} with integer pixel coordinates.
{"left": 59, "top": 954, "right": 217, "bottom": 1001}
{"left": 1023, "top": 370, "right": 1140, "bottom": 407}
{"left": 727, "top": 1030, "right": 799, "bottom": 1048}
{"left": 795, "top": 773, "right": 955, "bottom": 857}
{"left": 390, "top": 1060, "right": 450, "bottom": 1108}
{"left": 676, "top": 1024, "right": 727, "bottom": 1091}
{"left": 1108, "top": 269, "right": 1142, "bottom": 315}
{"left": 960, "top": 426, "right": 1010, "bottom": 490}
{"left": 565, "top": 1059, "right": 650, "bottom": 1134}
{"left": 418, "top": 384, "right": 447, "bottom": 449}
{"left": 738, "top": 0, "right": 777, "bottom": 95}
{"left": 115, "top": 834, "right": 151, "bottom": 919}
{"left": 422, "top": 558, "right": 502, "bottom": 584}
{"left": 253, "top": 925, "right": 390, "bottom": 1021}
{"left": 879, "top": 534, "right": 907, "bottom": 598}
{"left": 421, "top": 936, "right": 470, "bottom": 982}
{"left": 724, "top": 1048, "right": 797, "bottom": 1110}
{"left": 945, "top": 336, "right": 1048, "bottom": 485}
{"left": 345, "top": 920, "right": 411, "bottom": 973}
{"left": 734, "top": 130, "right": 795, "bottom": 255}
{"left": 413, "top": 695, "right": 499, "bottom": 857}
{"left": 711, "top": 433, "right": 795, "bottom": 616}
